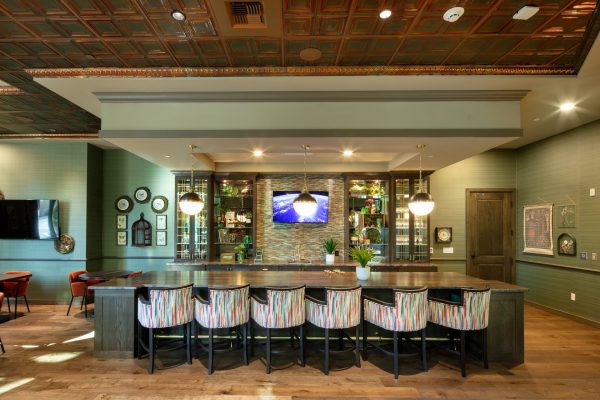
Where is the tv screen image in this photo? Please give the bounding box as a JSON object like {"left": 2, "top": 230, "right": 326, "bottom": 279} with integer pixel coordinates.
{"left": 272, "top": 191, "right": 329, "bottom": 223}
{"left": 0, "top": 200, "right": 60, "bottom": 240}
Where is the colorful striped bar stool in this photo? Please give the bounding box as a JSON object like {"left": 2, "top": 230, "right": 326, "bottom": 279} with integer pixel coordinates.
{"left": 428, "top": 288, "right": 491, "bottom": 377}
{"left": 250, "top": 285, "right": 306, "bottom": 373}
{"left": 137, "top": 284, "right": 194, "bottom": 374}
{"left": 194, "top": 284, "right": 250, "bottom": 374}
{"left": 306, "top": 287, "right": 362, "bottom": 374}
{"left": 363, "top": 287, "right": 428, "bottom": 379}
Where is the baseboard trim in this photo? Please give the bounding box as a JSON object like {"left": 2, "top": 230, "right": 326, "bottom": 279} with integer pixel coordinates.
{"left": 525, "top": 300, "right": 600, "bottom": 328}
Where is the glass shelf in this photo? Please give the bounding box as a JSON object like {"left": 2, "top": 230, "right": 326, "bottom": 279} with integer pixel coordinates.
{"left": 175, "top": 174, "right": 209, "bottom": 261}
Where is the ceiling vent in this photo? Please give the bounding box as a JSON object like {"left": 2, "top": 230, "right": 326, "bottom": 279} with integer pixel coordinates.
{"left": 229, "top": 1, "right": 265, "bottom": 28}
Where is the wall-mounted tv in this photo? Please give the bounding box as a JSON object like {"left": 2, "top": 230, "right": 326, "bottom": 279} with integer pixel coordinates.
{"left": 272, "top": 191, "right": 328, "bottom": 223}
{"left": 0, "top": 200, "right": 60, "bottom": 240}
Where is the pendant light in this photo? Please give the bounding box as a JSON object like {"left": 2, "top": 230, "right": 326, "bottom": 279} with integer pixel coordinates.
{"left": 179, "top": 145, "right": 205, "bottom": 216}
{"left": 408, "top": 144, "right": 435, "bottom": 216}
{"left": 293, "top": 145, "right": 318, "bottom": 217}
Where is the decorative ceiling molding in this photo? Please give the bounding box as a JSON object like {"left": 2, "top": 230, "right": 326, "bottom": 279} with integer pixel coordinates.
{"left": 0, "top": 86, "right": 25, "bottom": 95}
{"left": 0, "top": 133, "right": 99, "bottom": 139}
{"left": 95, "top": 90, "right": 529, "bottom": 103}
{"left": 27, "top": 66, "right": 576, "bottom": 78}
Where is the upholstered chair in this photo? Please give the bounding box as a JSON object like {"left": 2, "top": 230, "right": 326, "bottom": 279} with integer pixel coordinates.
{"left": 137, "top": 284, "right": 194, "bottom": 374}
{"left": 67, "top": 270, "right": 89, "bottom": 317}
{"left": 305, "top": 287, "right": 362, "bottom": 374}
{"left": 126, "top": 271, "right": 143, "bottom": 278}
{"left": 0, "top": 292, "right": 4, "bottom": 353}
{"left": 428, "top": 288, "right": 491, "bottom": 377}
{"left": 363, "top": 287, "right": 428, "bottom": 378}
{"left": 2, "top": 271, "right": 31, "bottom": 319}
{"left": 194, "top": 284, "right": 250, "bottom": 374}
{"left": 250, "top": 285, "right": 306, "bottom": 373}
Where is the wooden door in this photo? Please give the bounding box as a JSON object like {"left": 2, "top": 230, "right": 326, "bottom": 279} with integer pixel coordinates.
{"left": 466, "top": 189, "right": 515, "bottom": 283}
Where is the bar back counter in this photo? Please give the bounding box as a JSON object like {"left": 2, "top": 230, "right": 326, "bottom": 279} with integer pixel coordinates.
{"left": 92, "top": 269, "right": 526, "bottom": 366}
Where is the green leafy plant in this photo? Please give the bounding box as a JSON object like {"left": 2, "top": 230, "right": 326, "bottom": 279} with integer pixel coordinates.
{"left": 323, "top": 238, "right": 338, "bottom": 255}
{"left": 234, "top": 244, "right": 246, "bottom": 255}
{"left": 349, "top": 246, "right": 374, "bottom": 268}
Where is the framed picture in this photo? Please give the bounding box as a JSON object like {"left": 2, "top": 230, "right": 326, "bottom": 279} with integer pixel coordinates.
{"left": 557, "top": 233, "right": 576, "bottom": 256}
{"left": 523, "top": 204, "right": 553, "bottom": 255}
{"left": 557, "top": 205, "right": 576, "bottom": 228}
{"left": 435, "top": 227, "right": 452, "bottom": 243}
{"left": 156, "top": 215, "right": 167, "bottom": 230}
{"left": 156, "top": 231, "right": 167, "bottom": 246}
{"left": 117, "top": 231, "right": 127, "bottom": 246}
{"left": 116, "top": 214, "right": 127, "bottom": 230}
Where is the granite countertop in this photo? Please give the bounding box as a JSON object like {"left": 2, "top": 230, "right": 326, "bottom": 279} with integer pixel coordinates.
{"left": 166, "top": 260, "right": 438, "bottom": 268}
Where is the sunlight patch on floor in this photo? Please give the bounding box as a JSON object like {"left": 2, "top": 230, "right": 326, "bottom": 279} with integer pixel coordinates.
{"left": 0, "top": 378, "right": 34, "bottom": 395}
{"left": 62, "top": 331, "right": 94, "bottom": 344}
{"left": 32, "top": 352, "right": 82, "bottom": 363}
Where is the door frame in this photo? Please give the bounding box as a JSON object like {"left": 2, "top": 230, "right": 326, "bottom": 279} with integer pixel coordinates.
{"left": 466, "top": 188, "right": 516, "bottom": 283}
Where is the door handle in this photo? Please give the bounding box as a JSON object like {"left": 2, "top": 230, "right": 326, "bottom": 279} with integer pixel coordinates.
{"left": 470, "top": 254, "right": 476, "bottom": 259}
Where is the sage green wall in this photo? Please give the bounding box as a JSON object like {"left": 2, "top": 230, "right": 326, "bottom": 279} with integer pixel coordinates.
{"left": 0, "top": 142, "right": 89, "bottom": 302}
{"left": 516, "top": 119, "right": 600, "bottom": 323}
{"left": 429, "top": 150, "right": 517, "bottom": 273}
{"left": 101, "top": 150, "right": 175, "bottom": 272}
{"left": 87, "top": 144, "right": 104, "bottom": 270}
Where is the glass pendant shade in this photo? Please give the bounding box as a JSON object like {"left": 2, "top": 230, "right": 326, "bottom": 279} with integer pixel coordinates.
{"left": 293, "top": 191, "right": 318, "bottom": 216}
{"left": 179, "top": 191, "right": 204, "bottom": 215}
{"left": 408, "top": 192, "right": 435, "bottom": 216}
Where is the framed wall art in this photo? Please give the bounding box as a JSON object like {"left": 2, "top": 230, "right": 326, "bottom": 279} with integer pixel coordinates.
{"left": 117, "top": 231, "right": 127, "bottom": 246}
{"left": 156, "top": 231, "right": 167, "bottom": 246}
{"left": 117, "top": 214, "right": 127, "bottom": 230}
{"left": 557, "top": 233, "right": 576, "bottom": 256}
{"left": 557, "top": 205, "right": 576, "bottom": 228}
{"left": 156, "top": 214, "right": 167, "bottom": 230}
{"left": 523, "top": 204, "right": 553, "bottom": 255}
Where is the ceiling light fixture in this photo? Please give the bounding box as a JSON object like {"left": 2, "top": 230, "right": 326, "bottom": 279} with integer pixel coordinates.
{"left": 171, "top": 9, "right": 186, "bottom": 21}
{"left": 253, "top": 149, "right": 264, "bottom": 157}
{"left": 513, "top": 5, "right": 540, "bottom": 20}
{"left": 408, "top": 144, "right": 435, "bottom": 216}
{"left": 164, "top": 155, "right": 171, "bottom": 158}
{"left": 379, "top": 9, "right": 392, "bottom": 19}
{"left": 443, "top": 7, "right": 464, "bottom": 23}
{"left": 559, "top": 102, "right": 575, "bottom": 112}
{"left": 293, "top": 145, "right": 318, "bottom": 217}
{"left": 343, "top": 149, "right": 354, "bottom": 157}
{"left": 178, "top": 145, "right": 204, "bottom": 216}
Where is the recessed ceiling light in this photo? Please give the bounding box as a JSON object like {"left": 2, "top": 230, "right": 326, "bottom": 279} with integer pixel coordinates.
{"left": 379, "top": 9, "right": 392, "bottom": 19}
{"left": 513, "top": 5, "right": 540, "bottom": 20}
{"left": 342, "top": 149, "right": 354, "bottom": 157}
{"left": 164, "top": 155, "right": 171, "bottom": 158}
{"left": 171, "top": 9, "right": 186, "bottom": 21}
{"left": 253, "top": 149, "right": 264, "bottom": 157}
{"left": 443, "top": 7, "right": 464, "bottom": 23}
{"left": 559, "top": 102, "right": 575, "bottom": 112}
{"left": 533, "top": 117, "right": 540, "bottom": 122}
{"left": 299, "top": 47, "right": 322, "bottom": 62}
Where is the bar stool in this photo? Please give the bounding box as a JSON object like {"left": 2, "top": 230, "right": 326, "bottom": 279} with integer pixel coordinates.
{"left": 137, "top": 284, "right": 194, "bottom": 374}
{"left": 363, "top": 287, "right": 428, "bottom": 379}
{"left": 250, "top": 285, "right": 305, "bottom": 373}
{"left": 194, "top": 284, "right": 250, "bottom": 374}
{"left": 2, "top": 271, "right": 31, "bottom": 319}
{"left": 305, "top": 287, "right": 362, "bottom": 374}
{"left": 0, "top": 292, "right": 5, "bottom": 353}
{"left": 428, "top": 288, "right": 491, "bottom": 377}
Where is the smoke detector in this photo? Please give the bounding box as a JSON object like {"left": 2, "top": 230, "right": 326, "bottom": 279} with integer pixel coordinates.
{"left": 443, "top": 7, "right": 464, "bottom": 23}
{"left": 513, "top": 5, "right": 540, "bottom": 20}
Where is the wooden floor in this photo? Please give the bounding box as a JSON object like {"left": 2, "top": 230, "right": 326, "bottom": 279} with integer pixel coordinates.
{"left": 0, "top": 303, "right": 599, "bottom": 399}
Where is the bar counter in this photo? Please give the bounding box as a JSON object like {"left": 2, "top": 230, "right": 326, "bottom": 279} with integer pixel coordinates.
{"left": 92, "top": 271, "right": 526, "bottom": 365}
{"left": 166, "top": 260, "right": 438, "bottom": 272}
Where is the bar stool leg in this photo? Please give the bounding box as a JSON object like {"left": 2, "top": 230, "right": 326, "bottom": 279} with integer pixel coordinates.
{"left": 83, "top": 293, "right": 88, "bottom": 319}
{"left": 266, "top": 328, "right": 271, "bottom": 374}
{"left": 136, "top": 321, "right": 142, "bottom": 359}
{"left": 186, "top": 322, "right": 192, "bottom": 365}
{"left": 13, "top": 297, "right": 17, "bottom": 319}
{"left": 243, "top": 323, "right": 249, "bottom": 366}
{"left": 67, "top": 295, "right": 74, "bottom": 316}
{"left": 250, "top": 320, "right": 255, "bottom": 357}
{"left": 299, "top": 324, "right": 305, "bottom": 367}
{"left": 421, "top": 328, "right": 428, "bottom": 371}
{"left": 24, "top": 296, "right": 30, "bottom": 312}
{"left": 0, "top": 336, "right": 4, "bottom": 353}
{"left": 355, "top": 325, "right": 361, "bottom": 367}
{"left": 338, "top": 329, "right": 343, "bottom": 350}
{"left": 362, "top": 318, "right": 368, "bottom": 361}
{"left": 460, "top": 330, "right": 466, "bottom": 377}
{"left": 482, "top": 328, "right": 488, "bottom": 369}
{"left": 208, "top": 328, "right": 214, "bottom": 374}
{"left": 393, "top": 331, "right": 399, "bottom": 379}
{"left": 148, "top": 327, "right": 154, "bottom": 374}
{"left": 324, "top": 328, "right": 330, "bottom": 375}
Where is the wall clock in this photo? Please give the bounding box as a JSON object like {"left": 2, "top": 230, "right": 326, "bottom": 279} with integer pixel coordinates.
{"left": 151, "top": 196, "right": 168, "bottom": 213}
{"left": 435, "top": 227, "right": 452, "bottom": 243}
{"left": 134, "top": 187, "right": 151, "bottom": 203}
{"left": 115, "top": 195, "right": 133, "bottom": 213}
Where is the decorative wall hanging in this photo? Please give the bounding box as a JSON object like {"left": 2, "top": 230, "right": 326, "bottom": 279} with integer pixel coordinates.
{"left": 156, "top": 231, "right": 167, "bottom": 246}
{"left": 116, "top": 214, "right": 127, "bottom": 230}
{"left": 435, "top": 227, "right": 452, "bottom": 243}
{"left": 557, "top": 233, "right": 576, "bottom": 256}
{"left": 115, "top": 195, "right": 133, "bottom": 213}
{"left": 156, "top": 215, "right": 167, "bottom": 230}
{"left": 134, "top": 187, "right": 151, "bottom": 203}
{"left": 132, "top": 212, "right": 152, "bottom": 246}
{"left": 557, "top": 205, "right": 576, "bottom": 228}
{"left": 54, "top": 234, "right": 75, "bottom": 254}
{"left": 523, "top": 204, "right": 553, "bottom": 255}
{"left": 151, "top": 195, "right": 168, "bottom": 213}
{"left": 117, "top": 231, "right": 127, "bottom": 246}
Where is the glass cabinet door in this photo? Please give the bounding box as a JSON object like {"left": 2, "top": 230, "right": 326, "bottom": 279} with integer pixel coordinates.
{"left": 175, "top": 174, "right": 209, "bottom": 260}
{"left": 348, "top": 179, "right": 389, "bottom": 262}
{"left": 395, "top": 178, "right": 410, "bottom": 260}
{"left": 394, "top": 176, "right": 430, "bottom": 261}
{"left": 213, "top": 178, "right": 254, "bottom": 261}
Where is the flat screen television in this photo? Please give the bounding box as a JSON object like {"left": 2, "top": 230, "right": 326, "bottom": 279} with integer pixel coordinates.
{"left": 272, "top": 191, "right": 328, "bottom": 223}
{"left": 0, "top": 200, "right": 60, "bottom": 240}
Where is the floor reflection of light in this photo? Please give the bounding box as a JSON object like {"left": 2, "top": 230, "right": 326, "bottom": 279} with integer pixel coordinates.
{"left": 62, "top": 331, "right": 94, "bottom": 344}
{"left": 0, "top": 378, "right": 35, "bottom": 395}
{"left": 20, "top": 345, "right": 40, "bottom": 349}
{"left": 32, "top": 352, "right": 82, "bottom": 363}
{"left": 46, "top": 343, "right": 56, "bottom": 347}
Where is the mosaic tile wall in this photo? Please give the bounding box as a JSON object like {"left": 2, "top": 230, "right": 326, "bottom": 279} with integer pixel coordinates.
{"left": 256, "top": 175, "right": 345, "bottom": 263}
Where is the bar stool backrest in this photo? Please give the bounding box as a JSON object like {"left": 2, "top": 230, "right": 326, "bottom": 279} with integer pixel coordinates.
{"left": 393, "top": 287, "right": 428, "bottom": 332}
{"left": 325, "top": 287, "right": 362, "bottom": 329}
{"left": 138, "top": 284, "right": 194, "bottom": 329}
{"left": 198, "top": 285, "right": 250, "bottom": 329}
{"left": 462, "top": 288, "right": 491, "bottom": 330}
{"left": 263, "top": 286, "right": 305, "bottom": 329}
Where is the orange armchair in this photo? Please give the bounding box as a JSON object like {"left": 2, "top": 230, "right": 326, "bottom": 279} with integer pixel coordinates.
{"left": 1, "top": 271, "right": 31, "bottom": 319}
{"left": 67, "top": 270, "right": 93, "bottom": 318}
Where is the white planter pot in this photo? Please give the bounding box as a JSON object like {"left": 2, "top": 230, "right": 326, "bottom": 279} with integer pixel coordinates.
{"left": 356, "top": 266, "right": 371, "bottom": 281}
{"left": 325, "top": 253, "right": 335, "bottom": 265}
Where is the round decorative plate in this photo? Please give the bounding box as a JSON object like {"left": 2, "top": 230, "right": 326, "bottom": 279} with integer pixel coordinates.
{"left": 134, "top": 187, "right": 151, "bottom": 203}
{"left": 151, "top": 195, "right": 169, "bottom": 213}
{"left": 115, "top": 195, "right": 134, "bottom": 213}
{"left": 54, "top": 234, "right": 75, "bottom": 254}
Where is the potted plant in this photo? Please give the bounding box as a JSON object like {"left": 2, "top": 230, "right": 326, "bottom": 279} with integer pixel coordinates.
{"left": 349, "top": 245, "right": 374, "bottom": 280}
{"left": 323, "top": 238, "right": 338, "bottom": 265}
{"left": 234, "top": 244, "right": 246, "bottom": 263}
